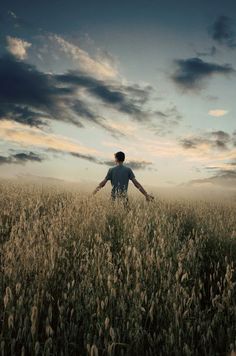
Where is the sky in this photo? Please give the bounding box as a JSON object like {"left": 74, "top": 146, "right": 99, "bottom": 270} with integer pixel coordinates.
{"left": 0, "top": 0, "right": 236, "bottom": 189}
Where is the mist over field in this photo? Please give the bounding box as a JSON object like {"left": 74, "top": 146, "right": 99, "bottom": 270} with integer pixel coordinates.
{"left": 3, "top": 175, "right": 236, "bottom": 202}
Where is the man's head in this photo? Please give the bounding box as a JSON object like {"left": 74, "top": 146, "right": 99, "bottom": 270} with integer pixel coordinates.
{"left": 114, "top": 151, "right": 125, "bottom": 164}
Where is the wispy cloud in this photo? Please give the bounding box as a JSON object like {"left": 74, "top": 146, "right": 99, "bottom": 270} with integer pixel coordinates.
{"left": 171, "top": 57, "right": 235, "bottom": 91}
{"left": 48, "top": 34, "right": 118, "bottom": 79}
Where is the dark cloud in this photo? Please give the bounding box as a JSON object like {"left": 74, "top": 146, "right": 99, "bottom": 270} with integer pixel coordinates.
{"left": 0, "top": 151, "right": 44, "bottom": 165}
{"left": 0, "top": 55, "right": 57, "bottom": 107}
{"left": 125, "top": 160, "right": 153, "bottom": 170}
{"left": 103, "top": 160, "right": 153, "bottom": 170}
{"left": 155, "top": 111, "right": 168, "bottom": 118}
{"left": 0, "top": 104, "right": 49, "bottom": 127}
{"left": 46, "top": 148, "right": 100, "bottom": 165}
{"left": 180, "top": 138, "right": 201, "bottom": 149}
{"left": 13, "top": 152, "right": 43, "bottom": 162}
{"left": 122, "top": 84, "right": 153, "bottom": 105}
{"left": 208, "top": 15, "right": 236, "bottom": 49}
{"left": 71, "top": 99, "right": 97, "bottom": 121}
{"left": 212, "top": 130, "right": 231, "bottom": 149}
{"left": 171, "top": 57, "right": 235, "bottom": 91}
{"left": 69, "top": 151, "right": 100, "bottom": 164}
{"left": 0, "top": 54, "right": 77, "bottom": 127}
{"left": 47, "top": 148, "right": 153, "bottom": 170}
{"left": 0, "top": 54, "right": 158, "bottom": 136}
{"left": 179, "top": 130, "right": 233, "bottom": 151}
{"left": 70, "top": 155, "right": 154, "bottom": 170}
{"left": 205, "top": 166, "right": 222, "bottom": 171}
{"left": 56, "top": 71, "right": 152, "bottom": 120}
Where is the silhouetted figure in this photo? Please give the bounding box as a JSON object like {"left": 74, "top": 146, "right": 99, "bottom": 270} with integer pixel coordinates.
{"left": 93, "top": 151, "right": 154, "bottom": 202}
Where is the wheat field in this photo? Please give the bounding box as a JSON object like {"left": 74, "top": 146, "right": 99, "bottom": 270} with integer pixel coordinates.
{"left": 0, "top": 179, "right": 235, "bottom": 356}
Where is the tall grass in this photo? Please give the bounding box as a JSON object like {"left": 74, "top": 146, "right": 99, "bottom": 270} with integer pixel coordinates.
{"left": 0, "top": 180, "right": 235, "bottom": 355}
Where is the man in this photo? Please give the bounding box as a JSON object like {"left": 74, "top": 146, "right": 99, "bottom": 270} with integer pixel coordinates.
{"left": 93, "top": 151, "right": 154, "bottom": 202}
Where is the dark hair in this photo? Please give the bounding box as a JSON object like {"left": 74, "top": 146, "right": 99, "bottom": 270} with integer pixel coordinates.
{"left": 115, "top": 151, "right": 125, "bottom": 162}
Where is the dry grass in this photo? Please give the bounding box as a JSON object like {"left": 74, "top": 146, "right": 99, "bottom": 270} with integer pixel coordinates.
{"left": 0, "top": 179, "right": 236, "bottom": 355}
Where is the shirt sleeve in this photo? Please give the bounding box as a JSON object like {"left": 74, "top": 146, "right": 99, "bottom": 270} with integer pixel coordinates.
{"left": 105, "top": 168, "right": 112, "bottom": 180}
{"left": 129, "top": 168, "right": 135, "bottom": 180}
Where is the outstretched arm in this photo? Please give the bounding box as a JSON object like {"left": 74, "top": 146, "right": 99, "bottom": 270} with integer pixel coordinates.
{"left": 92, "top": 178, "right": 108, "bottom": 195}
{"left": 131, "top": 178, "right": 154, "bottom": 201}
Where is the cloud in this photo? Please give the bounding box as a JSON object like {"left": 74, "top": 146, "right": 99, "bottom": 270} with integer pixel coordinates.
{"left": 0, "top": 54, "right": 156, "bottom": 135}
{"left": 48, "top": 147, "right": 153, "bottom": 170}
{"left": 233, "top": 131, "right": 236, "bottom": 146}
{"left": 208, "top": 109, "right": 228, "bottom": 117}
{"left": 0, "top": 119, "right": 99, "bottom": 155}
{"left": 0, "top": 104, "right": 51, "bottom": 128}
{"left": 57, "top": 70, "right": 181, "bottom": 135}
{"left": 171, "top": 57, "right": 235, "bottom": 91}
{"left": 48, "top": 34, "right": 118, "bottom": 79}
{"left": 179, "top": 130, "right": 232, "bottom": 151}
{"left": 208, "top": 15, "right": 236, "bottom": 49}
{"left": 0, "top": 151, "right": 43, "bottom": 165}
{"left": 212, "top": 130, "right": 231, "bottom": 141}
{"left": 102, "top": 130, "right": 236, "bottom": 167}
{"left": 69, "top": 151, "right": 100, "bottom": 164}
{"left": 6, "top": 36, "right": 31, "bottom": 59}
{"left": 0, "top": 54, "right": 74, "bottom": 127}
{"left": 103, "top": 159, "right": 153, "bottom": 170}
{"left": 56, "top": 71, "right": 153, "bottom": 121}
{"left": 151, "top": 105, "right": 182, "bottom": 135}
{"left": 126, "top": 160, "right": 153, "bottom": 170}
{"left": 186, "top": 169, "right": 236, "bottom": 189}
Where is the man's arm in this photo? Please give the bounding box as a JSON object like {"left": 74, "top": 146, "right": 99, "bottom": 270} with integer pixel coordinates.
{"left": 92, "top": 178, "right": 108, "bottom": 195}
{"left": 131, "top": 178, "right": 154, "bottom": 201}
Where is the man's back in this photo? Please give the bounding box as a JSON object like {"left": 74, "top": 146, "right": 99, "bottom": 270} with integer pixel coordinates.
{"left": 106, "top": 164, "right": 135, "bottom": 198}
{"left": 93, "top": 151, "right": 153, "bottom": 201}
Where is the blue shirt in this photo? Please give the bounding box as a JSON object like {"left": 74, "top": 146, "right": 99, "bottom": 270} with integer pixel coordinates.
{"left": 105, "top": 165, "right": 135, "bottom": 198}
